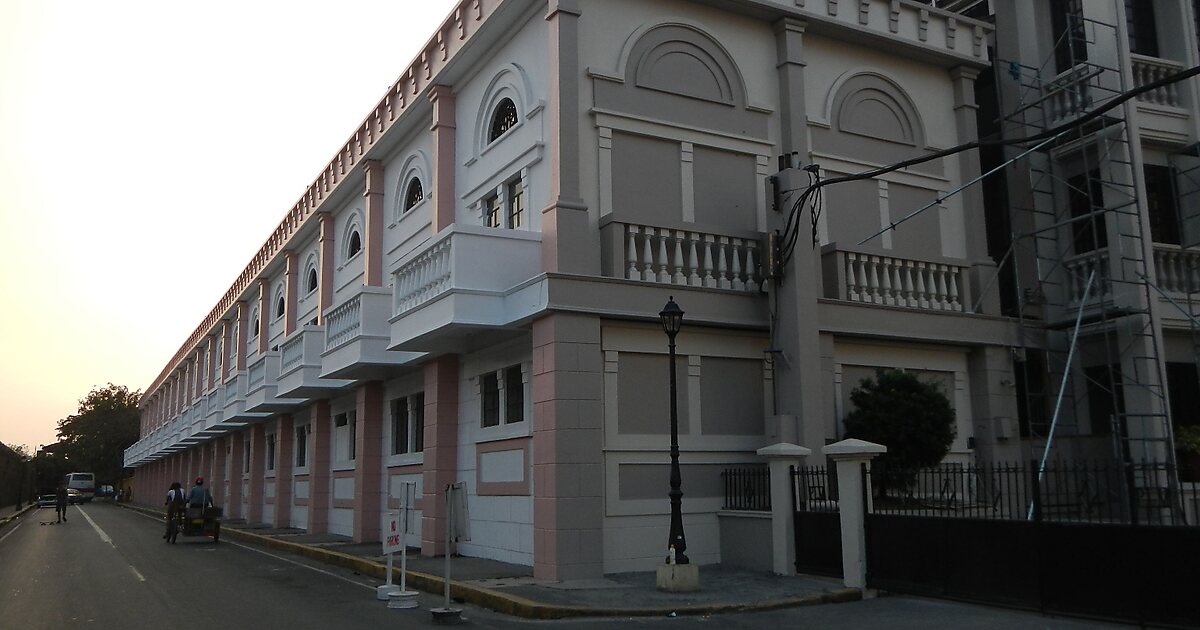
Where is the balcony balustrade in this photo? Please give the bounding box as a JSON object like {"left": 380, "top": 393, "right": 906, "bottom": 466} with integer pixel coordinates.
{"left": 1045, "top": 65, "right": 1096, "bottom": 123}
{"left": 277, "top": 326, "right": 351, "bottom": 398}
{"left": 1153, "top": 245, "right": 1200, "bottom": 295}
{"left": 389, "top": 224, "right": 542, "bottom": 351}
{"left": 604, "top": 221, "right": 761, "bottom": 293}
{"left": 821, "top": 246, "right": 969, "bottom": 312}
{"left": 245, "top": 350, "right": 302, "bottom": 413}
{"left": 324, "top": 287, "right": 419, "bottom": 379}
{"left": 1062, "top": 250, "right": 1112, "bottom": 305}
{"left": 1131, "top": 55, "right": 1184, "bottom": 108}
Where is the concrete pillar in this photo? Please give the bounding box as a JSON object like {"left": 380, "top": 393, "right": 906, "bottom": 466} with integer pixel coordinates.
{"left": 531, "top": 313, "right": 605, "bottom": 580}
{"left": 317, "top": 214, "right": 334, "bottom": 324}
{"left": 228, "top": 431, "right": 245, "bottom": 520}
{"left": 757, "top": 442, "right": 812, "bottom": 576}
{"left": 248, "top": 423, "right": 266, "bottom": 525}
{"left": 822, "top": 439, "right": 886, "bottom": 590}
{"left": 274, "top": 415, "right": 294, "bottom": 528}
{"left": 363, "top": 161, "right": 386, "bottom": 287}
{"left": 421, "top": 356, "right": 459, "bottom": 556}
{"left": 428, "top": 86, "right": 456, "bottom": 234}
{"left": 284, "top": 250, "right": 299, "bottom": 335}
{"left": 353, "top": 382, "right": 384, "bottom": 542}
{"left": 256, "top": 279, "right": 270, "bottom": 355}
{"left": 234, "top": 301, "right": 249, "bottom": 372}
{"left": 310, "top": 400, "right": 332, "bottom": 534}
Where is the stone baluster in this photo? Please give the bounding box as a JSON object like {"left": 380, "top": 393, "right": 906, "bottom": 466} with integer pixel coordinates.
{"left": 655, "top": 228, "right": 670, "bottom": 283}
{"left": 935, "top": 265, "right": 949, "bottom": 310}
{"left": 672, "top": 231, "right": 686, "bottom": 285}
{"left": 717, "top": 237, "right": 731, "bottom": 290}
{"left": 642, "top": 227, "right": 656, "bottom": 282}
{"left": 866, "top": 256, "right": 880, "bottom": 303}
{"left": 703, "top": 235, "right": 716, "bottom": 288}
{"left": 687, "top": 233, "right": 701, "bottom": 286}
{"left": 891, "top": 265, "right": 903, "bottom": 307}
{"left": 879, "top": 258, "right": 894, "bottom": 305}
{"left": 915, "top": 263, "right": 929, "bottom": 309}
{"left": 627, "top": 226, "right": 639, "bottom": 280}
{"left": 846, "top": 253, "right": 859, "bottom": 301}
{"left": 745, "top": 245, "right": 759, "bottom": 293}
{"left": 901, "top": 260, "right": 915, "bottom": 307}
{"left": 856, "top": 255, "right": 870, "bottom": 302}
{"left": 731, "top": 238, "right": 745, "bottom": 291}
{"left": 948, "top": 267, "right": 961, "bottom": 311}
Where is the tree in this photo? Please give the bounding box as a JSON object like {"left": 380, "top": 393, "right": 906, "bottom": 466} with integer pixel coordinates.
{"left": 55, "top": 384, "right": 141, "bottom": 487}
{"left": 843, "top": 369, "right": 956, "bottom": 496}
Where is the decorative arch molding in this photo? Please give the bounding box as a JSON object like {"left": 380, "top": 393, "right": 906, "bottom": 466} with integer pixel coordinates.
{"left": 592, "top": 21, "right": 768, "bottom": 140}
{"left": 824, "top": 70, "right": 926, "bottom": 148}
{"left": 272, "top": 283, "right": 287, "bottom": 320}
{"left": 303, "top": 253, "right": 320, "bottom": 294}
{"left": 392, "top": 150, "right": 432, "bottom": 220}
{"left": 341, "top": 209, "right": 364, "bottom": 262}
{"left": 471, "top": 63, "right": 542, "bottom": 159}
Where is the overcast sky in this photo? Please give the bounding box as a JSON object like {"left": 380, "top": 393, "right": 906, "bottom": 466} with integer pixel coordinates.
{"left": 0, "top": 0, "right": 460, "bottom": 451}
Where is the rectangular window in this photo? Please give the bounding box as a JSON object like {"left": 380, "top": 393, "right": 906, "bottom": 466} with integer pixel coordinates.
{"left": 335, "top": 412, "right": 356, "bottom": 462}
{"left": 1051, "top": 0, "right": 1087, "bottom": 73}
{"left": 1084, "top": 365, "right": 1123, "bottom": 436}
{"left": 1145, "top": 165, "right": 1181, "bottom": 244}
{"left": 481, "top": 372, "right": 500, "bottom": 427}
{"left": 1068, "top": 170, "right": 1107, "bottom": 254}
{"left": 243, "top": 438, "right": 251, "bottom": 472}
{"left": 505, "top": 365, "right": 524, "bottom": 424}
{"left": 484, "top": 194, "right": 501, "bottom": 228}
{"left": 391, "top": 393, "right": 426, "bottom": 455}
{"left": 349, "top": 410, "right": 356, "bottom": 461}
{"left": 295, "top": 425, "right": 308, "bottom": 467}
{"left": 266, "top": 433, "right": 276, "bottom": 471}
{"left": 507, "top": 180, "right": 525, "bottom": 229}
{"left": 1125, "top": 0, "right": 1159, "bottom": 57}
{"left": 1015, "top": 350, "right": 1048, "bottom": 438}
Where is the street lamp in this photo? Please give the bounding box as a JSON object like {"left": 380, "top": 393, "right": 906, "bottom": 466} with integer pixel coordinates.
{"left": 659, "top": 296, "right": 688, "bottom": 564}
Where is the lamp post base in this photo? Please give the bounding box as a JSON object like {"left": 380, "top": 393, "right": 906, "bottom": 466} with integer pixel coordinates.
{"left": 655, "top": 563, "right": 700, "bottom": 592}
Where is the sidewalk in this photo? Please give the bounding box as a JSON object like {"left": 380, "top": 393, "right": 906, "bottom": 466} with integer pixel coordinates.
{"left": 121, "top": 503, "right": 858, "bottom": 619}
{"left": 0, "top": 503, "right": 35, "bottom": 531}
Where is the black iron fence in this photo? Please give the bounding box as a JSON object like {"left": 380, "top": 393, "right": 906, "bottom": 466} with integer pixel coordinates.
{"left": 865, "top": 460, "right": 1200, "bottom": 526}
{"left": 791, "top": 465, "right": 839, "bottom": 513}
{"left": 721, "top": 466, "right": 770, "bottom": 511}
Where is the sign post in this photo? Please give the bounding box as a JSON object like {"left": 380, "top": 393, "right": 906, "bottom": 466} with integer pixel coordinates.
{"left": 431, "top": 482, "right": 469, "bottom": 624}
{"left": 387, "top": 481, "right": 419, "bottom": 609}
{"left": 377, "top": 510, "right": 401, "bottom": 600}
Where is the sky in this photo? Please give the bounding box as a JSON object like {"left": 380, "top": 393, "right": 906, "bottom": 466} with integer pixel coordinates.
{"left": 0, "top": 0, "right": 461, "bottom": 452}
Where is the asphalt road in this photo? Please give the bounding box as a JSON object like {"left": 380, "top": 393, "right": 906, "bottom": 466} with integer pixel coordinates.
{"left": 0, "top": 503, "right": 1127, "bottom": 629}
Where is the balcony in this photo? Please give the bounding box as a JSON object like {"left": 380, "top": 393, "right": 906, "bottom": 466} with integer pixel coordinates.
{"left": 323, "top": 286, "right": 421, "bottom": 379}
{"left": 821, "top": 246, "right": 971, "bottom": 312}
{"left": 389, "top": 224, "right": 543, "bottom": 352}
{"left": 1131, "top": 54, "right": 1190, "bottom": 146}
{"left": 277, "top": 325, "right": 352, "bottom": 398}
{"left": 245, "top": 350, "right": 305, "bottom": 413}
{"left": 601, "top": 221, "right": 762, "bottom": 293}
{"left": 220, "top": 371, "right": 267, "bottom": 427}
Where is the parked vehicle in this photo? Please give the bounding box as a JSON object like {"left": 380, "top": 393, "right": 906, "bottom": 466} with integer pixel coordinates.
{"left": 63, "top": 472, "right": 95, "bottom": 502}
{"left": 37, "top": 494, "right": 56, "bottom": 508}
{"left": 66, "top": 489, "right": 84, "bottom": 505}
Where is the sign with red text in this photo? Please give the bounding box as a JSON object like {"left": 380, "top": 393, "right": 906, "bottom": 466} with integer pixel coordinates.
{"left": 383, "top": 511, "right": 403, "bottom": 554}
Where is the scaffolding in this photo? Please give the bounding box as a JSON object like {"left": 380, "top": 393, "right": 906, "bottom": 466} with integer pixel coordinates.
{"left": 991, "top": 13, "right": 1192, "bottom": 522}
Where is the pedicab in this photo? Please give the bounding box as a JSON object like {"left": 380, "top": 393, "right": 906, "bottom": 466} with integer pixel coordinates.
{"left": 167, "top": 504, "right": 222, "bottom": 543}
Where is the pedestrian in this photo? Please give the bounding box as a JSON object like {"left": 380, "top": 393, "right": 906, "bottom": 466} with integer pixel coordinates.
{"left": 164, "top": 481, "right": 185, "bottom": 541}
{"left": 55, "top": 483, "right": 68, "bottom": 523}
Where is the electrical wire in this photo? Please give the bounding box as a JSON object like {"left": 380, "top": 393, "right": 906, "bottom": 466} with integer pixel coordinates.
{"left": 774, "top": 63, "right": 1200, "bottom": 269}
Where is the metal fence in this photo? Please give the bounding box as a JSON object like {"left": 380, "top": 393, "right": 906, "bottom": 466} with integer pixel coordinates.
{"left": 720, "top": 466, "right": 771, "bottom": 511}
{"left": 865, "top": 460, "right": 1200, "bottom": 526}
{"left": 791, "top": 465, "right": 839, "bottom": 513}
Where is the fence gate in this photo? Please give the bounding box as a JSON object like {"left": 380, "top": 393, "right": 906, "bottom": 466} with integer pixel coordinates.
{"left": 862, "top": 461, "right": 1200, "bottom": 627}
{"left": 791, "top": 465, "right": 842, "bottom": 577}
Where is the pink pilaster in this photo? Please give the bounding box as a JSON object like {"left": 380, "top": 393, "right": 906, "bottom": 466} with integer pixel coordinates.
{"left": 421, "top": 355, "right": 459, "bottom": 556}
{"left": 353, "top": 382, "right": 384, "bottom": 542}
{"left": 309, "top": 400, "right": 332, "bottom": 534}
{"left": 317, "top": 213, "right": 334, "bottom": 324}
{"left": 274, "top": 415, "right": 294, "bottom": 528}
{"left": 234, "top": 301, "right": 249, "bottom": 372}
{"left": 211, "top": 437, "right": 227, "bottom": 510}
{"left": 220, "top": 319, "right": 232, "bottom": 382}
{"left": 228, "top": 432, "right": 245, "bottom": 520}
{"left": 257, "top": 280, "right": 270, "bottom": 355}
{"left": 429, "top": 85, "right": 456, "bottom": 234}
{"left": 532, "top": 313, "right": 605, "bottom": 580}
{"left": 363, "top": 161, "right": 386, "bottom": 287}
{"left": 284, "top": 250, "right": 298, "bottom": 335}
{"left": 248, "top": 423, "right": 266, "bottom": 525}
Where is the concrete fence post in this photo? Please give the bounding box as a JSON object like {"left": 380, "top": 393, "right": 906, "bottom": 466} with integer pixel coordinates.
{"left": 822, "top": 438, "right": 886, "bottom": 591}
{"left": 756, "top": 442, "right": 811, "bottom": 576}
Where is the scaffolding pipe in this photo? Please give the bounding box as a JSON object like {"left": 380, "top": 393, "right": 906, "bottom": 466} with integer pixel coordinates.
{"left": 1027, "top": 269, "right": 1096, "bottom": 521}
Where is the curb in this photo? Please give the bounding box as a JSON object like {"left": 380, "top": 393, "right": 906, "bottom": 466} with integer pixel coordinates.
{"left": 118, "top": 503, "right": 861, "bottom": 619}
{"left": 0, "top": 503, "right": 36, "bottom": 530}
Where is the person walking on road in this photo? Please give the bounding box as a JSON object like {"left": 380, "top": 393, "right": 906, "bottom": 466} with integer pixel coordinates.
{"left": 164, "top": 482, "right": 185, "bottom": 541}
{"left": 55, "top": 483, "right": 68, "bottom": 523}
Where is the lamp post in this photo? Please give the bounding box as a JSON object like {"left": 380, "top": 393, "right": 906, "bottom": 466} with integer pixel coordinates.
{"left": 659, "top": 296, "right": 688, "bottom": 564}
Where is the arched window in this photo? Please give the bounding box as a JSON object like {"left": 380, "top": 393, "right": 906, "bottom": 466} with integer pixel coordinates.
{"left": 488, "top": 98, "right": 518, "bottom": 143}
{"left": 347, "top": 230, "right": 362, "bottom": 259}
{"left": 251, "top": 310, "right": 261, "bottom": 338}
{"left": 276, "top": 296, "right": 285, "bottom": 319}
{"left": 404, "top": 177, "right": 424, "bottom": 211}
{"left": 307, "top": 268, "right": 318, "bottom": 293}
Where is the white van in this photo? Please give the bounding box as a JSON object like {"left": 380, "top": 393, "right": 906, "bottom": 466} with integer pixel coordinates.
{"left": 64, "top": 472, "right": 96, "bottom": 502}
